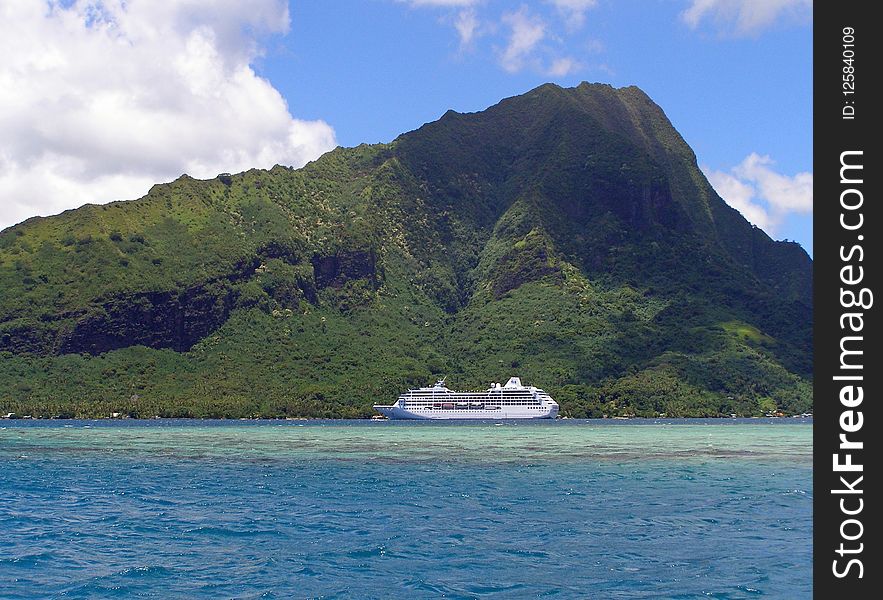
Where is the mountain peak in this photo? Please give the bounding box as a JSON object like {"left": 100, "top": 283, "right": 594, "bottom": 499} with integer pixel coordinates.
{"left": 0, "top": 83, "right": 812, "bottom": 419}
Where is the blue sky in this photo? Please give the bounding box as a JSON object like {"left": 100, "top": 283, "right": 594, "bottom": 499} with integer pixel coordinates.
{"left": 1, "top": 0, "right": 812, "bottom": 254}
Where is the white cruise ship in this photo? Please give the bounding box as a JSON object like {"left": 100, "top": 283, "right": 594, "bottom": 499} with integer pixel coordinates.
{"left": 373, "top": 377, "right": 559, "bottom": 420}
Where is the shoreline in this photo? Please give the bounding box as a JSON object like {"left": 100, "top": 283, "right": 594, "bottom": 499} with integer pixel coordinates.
{"left": 1, "top": 415, "right": 814, "bottom": 423}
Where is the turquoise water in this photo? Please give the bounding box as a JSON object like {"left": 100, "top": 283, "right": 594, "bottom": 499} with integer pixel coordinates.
{"left": 1, "top": 419, "right": 812, "bottom": 598}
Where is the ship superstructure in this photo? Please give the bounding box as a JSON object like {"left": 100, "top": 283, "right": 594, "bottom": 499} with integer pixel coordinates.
{"left": 373, "top": 377, "right": 559, "bottom": 420}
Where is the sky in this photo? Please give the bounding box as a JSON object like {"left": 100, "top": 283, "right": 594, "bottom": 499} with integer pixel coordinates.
{"left": 0, "top": 0, "right": 813, "bottom": 255}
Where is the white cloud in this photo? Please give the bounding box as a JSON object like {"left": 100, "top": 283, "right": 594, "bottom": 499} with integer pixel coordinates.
{"left": 399, "top": 1, "right": 589, "bottom": 77}
{"left": 705, "top": 168, "right": 775, "bottom": 231}
{"left": 546, "top": 56, "right": 581, "bottom": 76}
{"left": 397, "top": 0, "right": 482, "bottom": 52}
{"left": 454, "top": 8, "right": 480, "bottom": 48}
{"left": 497, "top": 7, "right": 583, "bottom": 77}
{"left": 547, "top": 0, "right": 598, "bottom": 30}
{"left": 703, "top": 153, "right": 812, "bottom": 235}
{"left": 682, "top": 0, "right": 812, "bottom": 36}
{"left": 584, "top": 38, "right": 605, "bottom": 54}
{"left": 499, "top": 6, "right": 548, "bottom": 73}
{"left": 400, "top": 0, "right": 478, "bottom": 6}
{"left": 733, "top": 153, "right": 813, "bottom": 213}
{"left": 0, "top": 0, "right": 337, "bottom": 231}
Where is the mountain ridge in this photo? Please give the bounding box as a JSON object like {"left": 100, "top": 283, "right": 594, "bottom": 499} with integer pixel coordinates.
{"left": 0, "top": 82, "right": 812, "bottom": 418}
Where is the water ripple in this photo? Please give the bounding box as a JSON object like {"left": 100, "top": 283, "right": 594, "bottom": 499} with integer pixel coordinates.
{"left": 0, "top": 420, "right": 812, "bottom": 598}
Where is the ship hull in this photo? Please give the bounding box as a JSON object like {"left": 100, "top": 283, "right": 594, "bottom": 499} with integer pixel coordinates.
{"left": 372, "top": 404, "right": 559, "bottom": 420}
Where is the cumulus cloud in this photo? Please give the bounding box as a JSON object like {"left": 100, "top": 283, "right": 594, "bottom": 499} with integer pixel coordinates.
{"left": 703, "top": 153, "right": 812, "bottom": 235}
{"left": 733, "top": 153, "right": 813, "bottom": 213}
{"left": 705, "top": 168, "right": 775, "bottom": 231}
{"left": 0, "top": 0, "right": 337, "bottom": 231}
{"left": 547, "top": 0, "right": 598, "bottom": 30}
{"left": 682, "top": 0, "right": 812, "bottom": 36}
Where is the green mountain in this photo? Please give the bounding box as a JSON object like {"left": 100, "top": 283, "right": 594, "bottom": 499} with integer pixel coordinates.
{"left": 0, "top": 83, "right": 812, "bottom": 419}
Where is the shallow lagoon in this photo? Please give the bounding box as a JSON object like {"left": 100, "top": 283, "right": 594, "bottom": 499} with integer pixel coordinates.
{"left": 1, "top": 419, "right": 812, "bottom": 598}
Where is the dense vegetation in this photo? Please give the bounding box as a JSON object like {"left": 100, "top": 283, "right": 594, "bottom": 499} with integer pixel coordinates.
{"left": 0, "top": 83, "right": 812, "bottom": 418}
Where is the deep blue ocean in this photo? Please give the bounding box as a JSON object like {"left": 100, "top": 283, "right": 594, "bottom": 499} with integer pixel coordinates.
{"left": 1, "top": 419, "right": 812, "bottom": 599}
